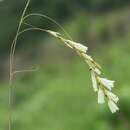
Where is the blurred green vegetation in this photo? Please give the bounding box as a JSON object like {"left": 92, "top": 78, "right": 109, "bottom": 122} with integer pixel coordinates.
{"left": 0, "top": 0, "right": 130, "bottom": 130}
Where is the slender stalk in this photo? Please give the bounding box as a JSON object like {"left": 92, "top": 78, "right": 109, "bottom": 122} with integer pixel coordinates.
{"left": 10, "top": 0, "right": 31, "bottom": 76}
{"left": 9, "top": 1, "right": 31, "bottom": 130}
{"left": 23, "top": 13, "right": 73, "bottom": 40}
{"left": 18, "top": 27, "right": 48, "bottom": 36}
{"left": 13, "top": 67, "right": 39, "bottom": 75}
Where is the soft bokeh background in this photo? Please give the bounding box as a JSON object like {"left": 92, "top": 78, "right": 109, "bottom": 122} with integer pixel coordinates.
{"left": 0, "top": 0, "right": 130, "bottom": 130}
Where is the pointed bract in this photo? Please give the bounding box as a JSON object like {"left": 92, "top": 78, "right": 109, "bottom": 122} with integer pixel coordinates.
{"left": 91, "top": 71, "right": 98, "bottom": 92}
{"left": 98, "top": 88, "right": 105, "bottom": 104}
{"left": 46, "top": 30, "right": 61, "bottom": 38}
{"left": 98, "top": 77, "right": 115, "bottom": 91}
{"left": 82, "top": 53, "right": 93, "bottom": 61}
{"left": 108, "top": 100, "right": 119, "bottom": 113}
{"left": 82, "top": 53, "right": 101, "bottom": 70}
{"left": 94, "top": 68, "right": 101, "bottom": 75}
{"left": 65, "top": 40, "right": 88, "bottom": 53}
{"left": 106, "top": 91, "right": 119, "bottom": 103}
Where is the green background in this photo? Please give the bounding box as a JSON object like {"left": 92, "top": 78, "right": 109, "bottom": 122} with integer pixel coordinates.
{"left": 0, "top": 0, "right": 130, "bottom": 130}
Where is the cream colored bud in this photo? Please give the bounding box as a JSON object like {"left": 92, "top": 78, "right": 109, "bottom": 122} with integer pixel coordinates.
{"left": 106, "top": 90, "right": 119, "bottom": 103}
{"left": 65, "top": 40, "right": 88, "bottom": 53}
{"left": 98, "top": 88, "right": 105, "bottom": 104}
{"left": 98, "top": 77, "right": 115, "bottom": 91}
{"left": 91, "top": 71, "right": 98, "bottom": 92}
{"left": 108, "top": 100, "right": 119, "bottom": 113}
{"left": 46, "top": 30, "right": 61, "bottom": 38}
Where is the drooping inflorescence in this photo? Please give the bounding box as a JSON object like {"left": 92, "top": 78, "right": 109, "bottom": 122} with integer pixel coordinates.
{"left": 47, "top": 30, "right": 119, "bottom": 113}
{"left": 10, "top": 0, "right": 119, "bottom": 114}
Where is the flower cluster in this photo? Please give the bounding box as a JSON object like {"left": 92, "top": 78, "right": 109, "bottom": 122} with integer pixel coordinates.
{"left": 47, "top": 30, "right": 119, "bottom": 113}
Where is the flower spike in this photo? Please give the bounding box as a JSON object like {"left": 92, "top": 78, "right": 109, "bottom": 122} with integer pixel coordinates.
{"left": 48, "top": 30, "right": 119, "bottom": 113}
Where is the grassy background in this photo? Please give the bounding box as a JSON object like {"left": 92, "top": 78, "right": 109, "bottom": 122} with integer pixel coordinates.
{"left": 0, "top": 0, "right": 130, "bottom": 130}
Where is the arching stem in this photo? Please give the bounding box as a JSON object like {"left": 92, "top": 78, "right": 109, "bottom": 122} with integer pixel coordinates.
{"left": 23, "top": 13, "right": 73, "bottom": 40}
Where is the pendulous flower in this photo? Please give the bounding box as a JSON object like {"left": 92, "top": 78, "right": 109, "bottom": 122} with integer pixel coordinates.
{"left": 91, "top": 70, "right": 98, "bottom": 92}
{"left": 106, "top": 90, "right": 119, "bottom": 103}
{"left": 98, "top": 77, "right": 115, "bottom": 91}
{"left": 65, "top": 40, "right": 88, "bottom": 53}
{"left": 108, "top": 100, "right": 119, "bottom": 113}
{"left": 46, "top": 30, "right": 61, "bottom": 38}
{"left": 98, "top": 87, "right": 105, "bottom": 104}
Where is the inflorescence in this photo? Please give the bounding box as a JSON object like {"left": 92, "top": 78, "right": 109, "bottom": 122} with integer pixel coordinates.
{"left": 46, "top": 30, "right": 119, "bottom": 113}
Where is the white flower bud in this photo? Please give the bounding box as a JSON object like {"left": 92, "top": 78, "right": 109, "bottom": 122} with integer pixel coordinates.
{"left": 65, "top": 40, "right": 88, "bottom": 53}
{"left": 106, "top": 91, "right": 119, "bottom": 103}
{"left": 82, "top": 53, "right": 93, "bottom": 61}
{"left": 98, "top": 88, "right": 105, "bottom": 104}
{"left": 82, "top": 53, "right": 101, "bottom": 70}
{"left": 94, "top": 68, "right": 101, "bottom": 75}
{"left": 46, "top": 30, "right": 61, "bottom": 38}
{"left": 98, "top": 77, "right": 115, "bottom": 91}
{"left": 91, "top": 71, "right": 98, "bottom": 92}
{"left": 108, "top": 100, "right": 119, "bottom": 113}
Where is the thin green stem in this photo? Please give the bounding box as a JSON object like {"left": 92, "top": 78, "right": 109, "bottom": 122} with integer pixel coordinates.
{"left": 18, "top": 27, "right": 48, "bottom": 36}
{"left": 13, "top": 67, "right": 39, "bottom": 76}
{"left": 9, "top": 1, "right": 31, "bottom": 130}
{"left": 23, "top": 13, "right": 73, "bottom": 40}
{"left": 10, "top": 0, "right": 31, "bottom": 76}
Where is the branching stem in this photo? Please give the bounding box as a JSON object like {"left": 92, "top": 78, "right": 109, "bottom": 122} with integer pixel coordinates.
{"left": 9, "top": 0, "right": 31, "bottom": 130}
